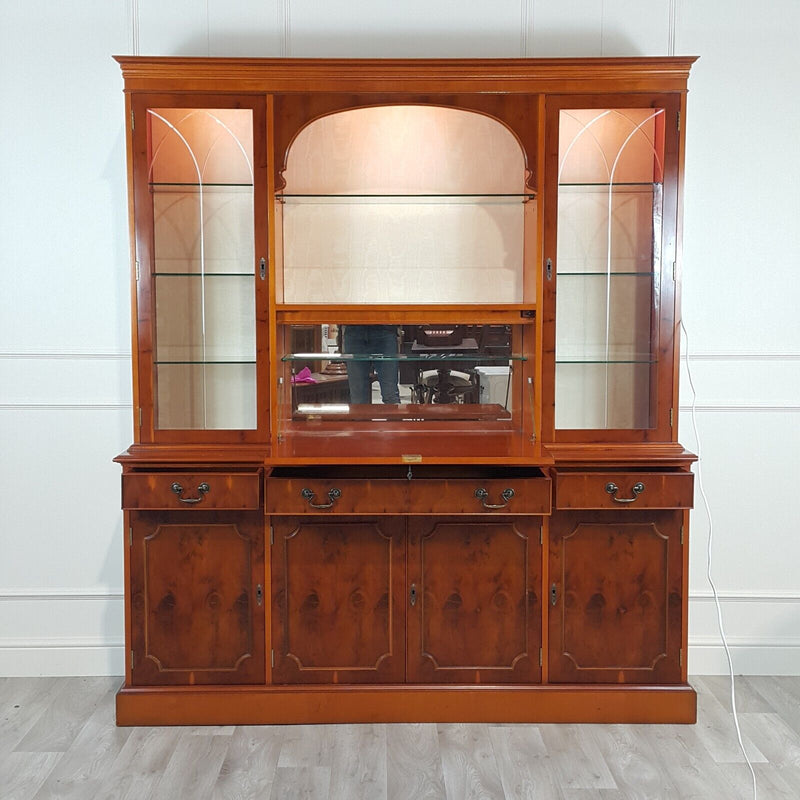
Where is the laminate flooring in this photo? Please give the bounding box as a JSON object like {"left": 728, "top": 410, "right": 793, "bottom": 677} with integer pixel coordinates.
{"left": 1, "top": 676, "right": 798, "bottom": 800}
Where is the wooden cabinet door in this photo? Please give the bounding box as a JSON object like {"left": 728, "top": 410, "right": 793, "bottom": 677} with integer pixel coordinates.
{"left": 271, "top": 516, "right": 406, "bottom": 684}
{"left": 407, "top": 516, "right": 542, "bottom": 684}
{"left": 129, "top": 511, "right": 266, "bottom": 685}
{"left": 548, "top": 510, "right": 683, "bottom": 683}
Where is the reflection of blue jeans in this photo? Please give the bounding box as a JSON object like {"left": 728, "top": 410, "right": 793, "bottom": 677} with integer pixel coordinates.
{"left": 343, "top": 325, "right": 400, "bottom": 404}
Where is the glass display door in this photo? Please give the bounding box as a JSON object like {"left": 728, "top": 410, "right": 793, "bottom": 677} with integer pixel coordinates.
{"left": 544, "top": 96, "right": 680, "bottom": 442}
{"left": 131, "top": 96, "right": 268, "bottom": 440}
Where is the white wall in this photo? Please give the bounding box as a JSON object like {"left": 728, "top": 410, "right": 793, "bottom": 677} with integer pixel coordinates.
{"left": 0, "top": 0, "right": 798, "bottom": 676}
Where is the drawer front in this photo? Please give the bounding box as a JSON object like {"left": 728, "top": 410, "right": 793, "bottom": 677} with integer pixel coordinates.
{"left": 266, "top": 478, "right": 408, "bottom": 514}
{"left": 408, "top": 477, "right": 551, "bottom": 514}
{"left": 555, "top": 471, "right": 694, "bottom": 510}
{"left": 266, "top": 476, "right": 551, "bottom": 515}
{"left": 122, "top": 473, "right": 261, "bottom": 510}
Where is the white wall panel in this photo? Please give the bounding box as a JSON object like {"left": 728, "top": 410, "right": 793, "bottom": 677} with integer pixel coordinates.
{"left": 208, "top": 0, "right": 282, "bottom": 56}
{"left": 0, "top": 354, "right": 131, "bottom": 406}
{"left": 679, "top": 355, "right": 800, "bottom": 408}
{"left": 683, "top": 409, "right": 800, "bottom": 592}
{"left": 600, "top": 0, "right": 673, "bottom": 56}
{"left": 0, "top": 409, "right": 130, "bottom": 592}
{"left": 137, "top": 0, "right": 282, "bottom": 57}
{"left": 530, "top": 0, "right": 604, "bottom": 57}
{"left": 0, "top": 1, "right": 131, "bottom": 355}
{"left": 289, "top": 0, "right": 523, "bottom": 58}
{"left": 677, "top": 0, "right": 800, "bottom": 354}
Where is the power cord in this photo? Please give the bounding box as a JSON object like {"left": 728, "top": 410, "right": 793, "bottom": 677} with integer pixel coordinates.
{"left": 681, "top": 318, "right": 757, "bottom": 800}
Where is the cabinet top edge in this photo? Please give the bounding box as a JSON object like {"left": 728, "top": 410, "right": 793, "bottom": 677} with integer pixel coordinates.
{"left": 113, "top": 55, "right": 697, "bottom": 93}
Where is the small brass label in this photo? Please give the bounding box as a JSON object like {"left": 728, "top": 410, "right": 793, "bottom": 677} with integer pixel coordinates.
{"left": 401, "top": 454, "right": 423, "bottom": 463}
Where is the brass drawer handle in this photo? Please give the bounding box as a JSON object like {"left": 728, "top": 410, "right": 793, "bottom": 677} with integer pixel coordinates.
{"left": 171, "top": 481, "right": 210, "bottom": 504}
{"left": 475, "top": 487, "right": 514, "bottom": 510}
{"left": 605, "top": 481, "right": 645, "bottom": 504}
{"left": 301, "top": 487, "right": 342, "bottom": 509}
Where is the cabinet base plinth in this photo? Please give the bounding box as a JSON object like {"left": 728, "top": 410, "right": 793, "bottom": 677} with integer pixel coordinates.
{"left": 116, "top": 683, "right": 697, "bottom": 726}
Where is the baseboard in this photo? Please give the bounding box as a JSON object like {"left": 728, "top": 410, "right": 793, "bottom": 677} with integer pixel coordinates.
{"left": 688, "top": 638, "right": 800, "bottom": 676}
{"left": 0, "top": 639, "right": 125, "bottom": 677}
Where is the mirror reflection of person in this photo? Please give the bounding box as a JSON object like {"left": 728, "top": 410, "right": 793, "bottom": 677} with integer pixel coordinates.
{"left": 342, "top": 325, "right": 400, "bottom": 404}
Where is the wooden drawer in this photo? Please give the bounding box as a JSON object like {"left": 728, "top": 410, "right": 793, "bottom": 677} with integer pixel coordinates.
{"left": 266, "top": 466, "right": 550, "bottom": 515}
{"left": 555, "top": 471, "right": 694, "bottom": 510}
{"left": 122, "top": 472, "right": 261, "bottom": 510}
{"left": 406, "top": 475, "right": 550, "bottom": 514}
{"left": 266, "top": 476, "right": 408, "bottom": 515}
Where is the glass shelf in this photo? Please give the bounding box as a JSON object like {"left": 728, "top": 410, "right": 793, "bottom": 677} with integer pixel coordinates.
{"left": 282, "top": 352, "right": 525, "bottom": 363}
{"left": 276, "top": 193, "right": 535, "bottom": 205}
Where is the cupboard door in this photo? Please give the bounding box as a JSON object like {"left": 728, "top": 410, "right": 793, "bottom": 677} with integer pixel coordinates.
{"left": 407, "top": 516, "right": 542, "bottom": 684}
{"left": 271, "top": 516, "right": 406, "bottom": 684}
{"left": 548, "top": 510, "right": 683, "bottom": 683}
{"left": 129, "top": 511, "right": 266, "bottom": 685}
{"left": 543, "top": 94, "right": 681, "bottom": 443}
{"left": 131, "top": 94, "right": 269, "bottom": 442}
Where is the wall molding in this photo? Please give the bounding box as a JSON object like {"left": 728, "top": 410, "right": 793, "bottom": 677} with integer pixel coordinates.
{"left": 278, "top": 0, "right": 291, "bottom": 58}
{"left": 0, "top": 350, "right": 130, "bottom": 360}
{"left": 0, "top": 404, "right": 131, "bottom": 411}
{"left": 681, "top": 352, "right": 800, "bottom": 361}
{"left": 0, "top": 589, "right": 123, "bottom": 601}
{"left": 690, "top": 590, "right": 800, "bottom": 603}
{"left": 679, "top": 404, "right": 800, "bottom": 413}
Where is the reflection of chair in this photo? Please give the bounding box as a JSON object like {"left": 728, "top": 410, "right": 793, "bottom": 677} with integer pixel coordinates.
{"left": 400, "top": 324, "right": 512, "bottom": 404}
{"left": 413, "top": 369, "right": 479, "bottom": 404}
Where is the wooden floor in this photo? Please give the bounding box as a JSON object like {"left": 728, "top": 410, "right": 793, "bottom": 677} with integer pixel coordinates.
{"left": 2, "top": 676, "right": 799, "bottom": 799}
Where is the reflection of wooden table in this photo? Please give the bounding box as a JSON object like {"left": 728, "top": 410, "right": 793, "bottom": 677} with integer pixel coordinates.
{"left": 410, "top": 338, "right": 480, "bottom": 403}
{"left": 294, "top": 403, "right": 507, "bottom": 421}
{"left": 292, "top": 373, "right": 350, "bottom": 406}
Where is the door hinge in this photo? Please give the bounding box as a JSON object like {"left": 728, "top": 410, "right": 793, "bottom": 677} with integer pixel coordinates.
{"left": 131, "top": 109, "right": 135, "bottom": 131}
{"left": 130, "top": 649, "right": 134, "bottom": 670}
{"left": 129, "top": 526, "right": 133, "bottom": 547}
{"left": 680, "top": 525, "right": 685, "bottom": 545}
{"left": 271, "top": 649, "right": 275, "bottom": 668}
{"left": 676, "top": 111, "right": 681, "bottom": 132}
{"left": 539, "top": 647, "right": 543, "bottom": 667}
{"left": 672, "top": 260, "right": 676, "bottom": 281}
{"left": 679, "top": 648, "right": 684, "bottom": 667}
{"left": 539, "top": 527, "right": 543, "bottom": 546}
{"left": 135, "top": 260, "right": 140, "bottom": 281}
{"left": 670, "top": 407, "right": 674, "bottom": 428}
{"left": 138, "top": 407, "right": 142, "bottom": 428}
{"left": 269, "top": 525, "right": 274, "bottom": 546}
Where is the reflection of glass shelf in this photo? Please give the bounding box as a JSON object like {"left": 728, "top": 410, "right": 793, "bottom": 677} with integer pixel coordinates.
{"left": 156, "top": 360, "right": 257, "bottom": 365}
{"left": 558, "top": 182, "right": 660, "bottom": 188}
{"left": 555, "top": 358, "right": 656, "bottom": 365}
{"left": 282, "top": 352, "right": 523, "bottom": 363}
{"left": 276, "top": 193, "right": 534, "bottom": 205}
{"left": 557, "top": 271, "right": 654, "bottom": 277}
{"left": 150, "top": 182, "right": 253, "bottom": 188}
{"left": 154, "top": 272, "right": 254, "bottom": 277}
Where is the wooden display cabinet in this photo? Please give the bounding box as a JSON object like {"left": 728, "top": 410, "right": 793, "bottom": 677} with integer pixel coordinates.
{"left": 114, "top": 56, "right": 697, "bottom": 726}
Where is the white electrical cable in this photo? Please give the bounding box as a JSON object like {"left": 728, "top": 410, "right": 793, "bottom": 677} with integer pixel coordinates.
{"left": 681, "top": 318, "right": 757, "bottom": 800}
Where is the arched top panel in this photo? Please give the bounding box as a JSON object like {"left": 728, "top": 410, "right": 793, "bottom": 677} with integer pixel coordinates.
{"left": 282, "top": 104, "right": 526, "bottom": 196}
